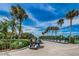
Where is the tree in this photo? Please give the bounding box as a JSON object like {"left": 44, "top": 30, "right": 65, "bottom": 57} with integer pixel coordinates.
{"left": 9, "top": 18, "right": 16, "bottom": 39}
{"left": 57, "top": 19, "right": 64, "bottom": 29}
{"left": 43, "top": 26, "right": 59, "bottom": 41}
{"left": 43, "top": 26, "right": 59, "bottom": 36}
{"left": 57, "top": 19, "right": 64, "bottom": 42}
{"left": 0, "top": 22, "right": 5, "bottom": 39}
{"left": 10, "top": 5, "right": 28, "bottom": 39}
{"left": 21, "top": 33, "right": 36, "bottom": 39}
{"left": 0, "top": 19, "right": 9, "bottom": 39}
{"left": 66, "top": 9, "right": 79, "bottom": 42}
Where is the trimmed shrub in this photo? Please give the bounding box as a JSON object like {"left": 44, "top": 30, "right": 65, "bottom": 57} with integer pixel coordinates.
{"left": 0, "top": 39, "right": 30, "bottom": 50}
{"left": 11, "top": 40, "right": 30, "bottom": 49}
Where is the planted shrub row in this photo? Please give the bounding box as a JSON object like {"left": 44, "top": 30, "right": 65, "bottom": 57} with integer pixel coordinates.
{"left": 0, "top": 39, "right": 30, "bottom": 50}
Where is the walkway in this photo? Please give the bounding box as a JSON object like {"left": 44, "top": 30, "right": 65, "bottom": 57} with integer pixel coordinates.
{"left": 0, "top": 41, "right": 79, "bottom": 56}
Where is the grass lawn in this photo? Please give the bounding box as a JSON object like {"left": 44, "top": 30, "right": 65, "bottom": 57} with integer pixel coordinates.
{"left": 75, "top": 40, "right": 79, "bottom": 44}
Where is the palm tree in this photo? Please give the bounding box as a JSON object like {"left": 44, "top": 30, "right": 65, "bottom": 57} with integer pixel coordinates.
{"left": 10, "top": 5, "right": 28, "bottom": 38}
{"left": 57, "top": 19, "right": 64, "bottom": 42}
{"left": 53, "top": 26, "right": 59, "bottom": 36}
{"left": 43, "top": 26, "right": 59, "bottom": 41}
{"left": 44, "top": 26, "right": 59, "bottom": 36}
{"left": 53, "top": 26, "right": 59, "bottom": 42}
{"left": 66, "top": 9, "right": 79, "bottom": 42}
{"left": 57, "top": 19, "right": 64, "bottom": 29}
{"left": 42, "top": 32, "right": 45, "bottom": 36}
{"left": 9, "top": 18, "right": 16, "bottom": 39}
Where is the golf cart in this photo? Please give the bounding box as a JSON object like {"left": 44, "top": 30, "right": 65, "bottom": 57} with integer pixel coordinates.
{"left": 29, "top": 38, "right": 40, "bottom": 49}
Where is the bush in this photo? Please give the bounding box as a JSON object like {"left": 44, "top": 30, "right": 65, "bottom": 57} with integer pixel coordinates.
{"left": 11, "top": 39, "right": 30, "bottom": 49}
{"left": 0, "top": 41, "right": 4, "bottom": 50}
{"left": 21, "top": 33, "right": 36, "bottom": 39}
{"left": 0, "top": 39, "right": 30, "bottom": 50}
{"left": 69, "top": 37, "right": 75, "bottom": 44}
{"left": 0, "top": 40, "right": 10, "bottom": 50}
{"left": 11, "top": 41, "right": 20, "bottom": 49}
{"left": 70, "top": 39, "right": 75, "bottom": 44}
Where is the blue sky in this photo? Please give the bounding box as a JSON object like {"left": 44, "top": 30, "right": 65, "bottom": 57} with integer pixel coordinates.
{"left": 0, "top": 3, "right": 79, "bottom": 37}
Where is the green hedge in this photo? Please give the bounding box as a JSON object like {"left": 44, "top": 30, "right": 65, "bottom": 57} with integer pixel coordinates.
{"left": 0, "top": 39, "right": 30, "bottom": 50}
{"left": 39, "top": 36, "right": 69, "bottom": 40}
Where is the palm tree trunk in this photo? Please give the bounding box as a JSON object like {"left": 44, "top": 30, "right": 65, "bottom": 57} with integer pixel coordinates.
{"left": 69, "top": 18, "right": 72, "bottom": 42}
{"left": 18, "top": 20, "right": 22, "bottom": 39}
{"left": 12, "top": 19, "right": 16, "bottom": 39}
{"left": 52, "top": 31, "right": 53, "bottom": 36}
{"left": 55, "top": 30, "right": 57, "bottom": 42}
{"left": 60, "top": 26, "right": 63, "bottom": 42}
{"left": 12, "top": 27, "right": 14, "bottom": 39}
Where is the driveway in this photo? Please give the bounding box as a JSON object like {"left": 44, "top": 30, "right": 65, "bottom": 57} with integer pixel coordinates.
{"left": 0, "top": 41, "right": 79, "bottom": 56}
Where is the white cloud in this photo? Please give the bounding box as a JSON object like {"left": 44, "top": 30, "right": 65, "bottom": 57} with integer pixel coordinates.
{"left": 22, "top": 25, "right": 42, "bottom": 37}
{"left": 21, "top": 13, "right": 79, "bottom": 36}
{"left": 32, "top": 4, "right": 56, "bottom": 12}
{"left": 39, "top": 4, "right": 56, "bottom": 12}
{"left": 34, "top": 17, "right": 79, "bottom": 36}
{"left": 26, "top": 11, "right": 40, "bottom": 24}
{"left": 37, "top": 17, "right": 79, "bottom": 29}
{"left": 0, "top": 16, "right": 10, "bottom": 22}
{"left": 22, "top": 25, "right": 38, "bottom": 33}
{"left": 37, "top": 19, "right": 58, "bottom": 28}
{"left": 62, "top": 17, "right": 79, "bottom": 28}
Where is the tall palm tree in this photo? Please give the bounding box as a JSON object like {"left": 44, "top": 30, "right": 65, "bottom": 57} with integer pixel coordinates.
{"left": 9, "top": 18, "right": 16, "bottom": 39}
{"left": 53, "top": 26, "right": 59, "bottom": 36}
{"left": 66, "top": 9, "right": 79, "bottom": 42}
{"left": 47, "top": 26, "right": 59, "bottom": 41}
{"left": 57, "top": 19, "right": 64, "bottom": 42}
{"left": 10, "top": 5, "right": 28, "bottom": 38}
{"left": 42, "top": 32, "right": 44, "bottom": 35}
{"left": 57, "top": 19, "right": 64, "bottom": 29}
{"left": 44, "top": 26, "right": 59, "bottom": 36}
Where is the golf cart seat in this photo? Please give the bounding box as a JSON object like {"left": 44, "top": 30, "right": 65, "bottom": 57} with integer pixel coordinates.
{"left": 29, "top": 43, "right": 39, "bottom": 49}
